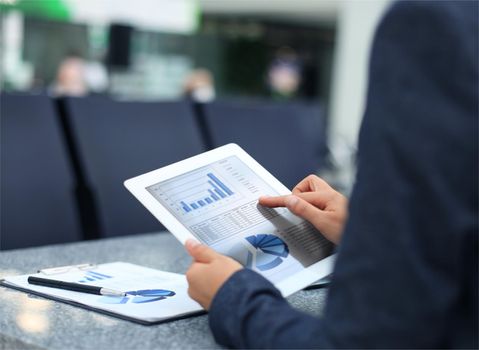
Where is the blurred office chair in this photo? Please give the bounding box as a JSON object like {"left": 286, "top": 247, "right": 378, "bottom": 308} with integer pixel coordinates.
{"left": 201, "top": 100, "right": 326, "bottom": 189}
{"left": 62, "top": 96, "right": 205, "bottom": 237}
{"left": 0, "top": 93, "right": 81, "bottom": 250}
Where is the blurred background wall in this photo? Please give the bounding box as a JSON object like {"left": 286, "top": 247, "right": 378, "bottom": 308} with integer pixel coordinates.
{"left": 0, "top": 0, "right": 392, "bottom": 249}
{"left": 0, "top": 0, "right": 392, "bottom": 201}
{"left": 1, "top": 0, "right": 390, "bottom": 148}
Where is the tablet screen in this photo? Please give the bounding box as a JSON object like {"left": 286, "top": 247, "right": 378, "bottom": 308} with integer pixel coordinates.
{"left": 147, "top": 156, "right": 333, "bottom": 284}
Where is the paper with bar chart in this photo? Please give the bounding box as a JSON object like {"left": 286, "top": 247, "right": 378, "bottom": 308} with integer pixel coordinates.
{"left": 147, "top": 156, "right": 334, "bottom": 284}
{"left": 2, "top": 262, "right": 203, "bottom": 323}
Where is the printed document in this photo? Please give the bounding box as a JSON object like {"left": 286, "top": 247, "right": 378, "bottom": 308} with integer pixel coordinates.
{"left": 2, "top": 262, "right": 202, "bottom": 323}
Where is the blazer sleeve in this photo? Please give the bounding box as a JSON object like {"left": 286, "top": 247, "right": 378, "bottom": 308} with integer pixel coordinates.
{"left": 209, "top": 1, "right": 478, "bottom": 348}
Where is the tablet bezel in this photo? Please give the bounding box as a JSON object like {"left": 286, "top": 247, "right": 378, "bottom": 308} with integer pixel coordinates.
{"left": 124, "top": 143, "right": 334, "bottom": 296}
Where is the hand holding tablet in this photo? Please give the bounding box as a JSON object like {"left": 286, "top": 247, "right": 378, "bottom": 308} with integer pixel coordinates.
{"left": 125, "top": 144, "right": 335, "bottom": 297}
{"left": 184, "top": 239, "right": 243, "bottom": 309}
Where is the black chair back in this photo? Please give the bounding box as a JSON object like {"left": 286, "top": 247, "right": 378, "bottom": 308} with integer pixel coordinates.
{"left": 0, "top": 93, "right": 80, "bottom": 249}
{"left": 64, "top": 96, "right": 205, "bottom": 237}
{"left": 202, "top": 100, "right": 326, "bottom": 189}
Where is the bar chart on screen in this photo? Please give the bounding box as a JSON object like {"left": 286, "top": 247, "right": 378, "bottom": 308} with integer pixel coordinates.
{"left": 149, "top": 168, "right": 244, "bottom": 219}
{"left": 180, "top": 172, "right": 235, "bottom": 213}
{"left": 146, "top": 156, "right": 282, "bottom": 232}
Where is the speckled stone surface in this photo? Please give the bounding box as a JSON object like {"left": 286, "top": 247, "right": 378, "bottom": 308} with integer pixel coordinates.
{"left": 0, "top": 233, "right": 327, "bottom": 350}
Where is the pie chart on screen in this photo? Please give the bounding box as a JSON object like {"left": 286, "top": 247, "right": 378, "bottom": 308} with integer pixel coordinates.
{"left": 228, "top": 234, "right": 289, "bottom": 271}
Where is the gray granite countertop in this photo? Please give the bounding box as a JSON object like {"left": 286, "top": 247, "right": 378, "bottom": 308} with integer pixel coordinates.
{"left": 0, "top": 233, "right": 327, "bottom": 350}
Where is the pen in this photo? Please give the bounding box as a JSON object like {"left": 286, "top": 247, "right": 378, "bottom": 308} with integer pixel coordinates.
{"left": 303, "top": 280, "right": 330, "bottom": 290}
{"left": 27, "top": 276, "right": 126, "bottom": 297}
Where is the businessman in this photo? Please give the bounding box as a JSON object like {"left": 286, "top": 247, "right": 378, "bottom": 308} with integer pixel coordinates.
{"left": 185, "top": 1, "right": 478, "bottom": 348}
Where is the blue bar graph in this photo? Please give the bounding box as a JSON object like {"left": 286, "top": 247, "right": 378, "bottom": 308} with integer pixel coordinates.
{"left": 179, "top": 172, "right": 235, "bottom": 213}
{"left": 209, "top": 181, "right": 226, "bottom": 198}
{"left": 208, "top": 190, "right": 219, "bottom": 201}
{"left": 181, "top": 201, "right": 191, "bottom": 212}
{"left": 79, "top": 270, "right": 113, "bottom": 283}
{"left": 207, "top": 173, "right": 234, "bottom": 195}
{"left": 88, "top": 271, "right": 112, "bottom": 279}
{"left": 215, "top": 188, "right": 226, "bottom": 198}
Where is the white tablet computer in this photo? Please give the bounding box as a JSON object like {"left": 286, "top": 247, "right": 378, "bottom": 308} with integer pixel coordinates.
{"left": 124, "top": 143, "right": 335, "bottom": 297}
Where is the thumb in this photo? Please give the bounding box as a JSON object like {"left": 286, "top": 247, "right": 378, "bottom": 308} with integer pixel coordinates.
{"left": 185, "top": 239, "right": 218, "bottom": 263}
{"left": 284, "top": 195, "right": 326, "bottom": 229}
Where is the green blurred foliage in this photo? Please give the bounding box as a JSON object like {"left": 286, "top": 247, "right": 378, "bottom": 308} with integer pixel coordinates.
{"left": 0, "top": 0, "right": 71, "bottom": 21}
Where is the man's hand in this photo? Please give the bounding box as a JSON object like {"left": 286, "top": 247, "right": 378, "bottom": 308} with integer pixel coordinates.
{"left": 185, "top": 239, "right": 242, "bottom": 310}
{"left": 260, "top": 175, "right": 348, "bottom": 244}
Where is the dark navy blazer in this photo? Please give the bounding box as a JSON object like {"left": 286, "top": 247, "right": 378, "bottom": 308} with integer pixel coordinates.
{"left": 208, "top": 1, "right": 478, "bottom": 348}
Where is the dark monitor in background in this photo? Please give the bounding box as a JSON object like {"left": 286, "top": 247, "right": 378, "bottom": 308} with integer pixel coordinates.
{"left": 106, "top": 23, "right": 133, "bottom": 69}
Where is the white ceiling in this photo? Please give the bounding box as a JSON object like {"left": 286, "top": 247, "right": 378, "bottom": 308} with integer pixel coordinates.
{"left": 198, "top": 0, "right": 340, "bottom": 25}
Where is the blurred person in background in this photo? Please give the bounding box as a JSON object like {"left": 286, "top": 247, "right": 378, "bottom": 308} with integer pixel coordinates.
{"left": 51, "top": 52, "right": 88, "bottom": 97}
{"left": 184, "top": 1, "right": 478, "bottom": 348}
{"left": 183, "top": 68, "right": 216, "bottom": 103}
{"left": 84, "top": 59, "right": 109, "bottom": 94}
{"left": 267, "top": 47, "right": 302, "bottom": 100}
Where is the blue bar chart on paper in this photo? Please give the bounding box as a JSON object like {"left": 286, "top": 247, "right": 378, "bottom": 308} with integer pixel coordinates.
{"left": 78, "top": 271, "right": 113, "bottom": 283}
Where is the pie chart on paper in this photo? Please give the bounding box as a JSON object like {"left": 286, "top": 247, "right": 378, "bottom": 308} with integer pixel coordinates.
{"left": 98, "top": 289, "right": 176, "bottom": 305}
{"left": 228, "top": 234, "right": 289, "bottom": 271}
